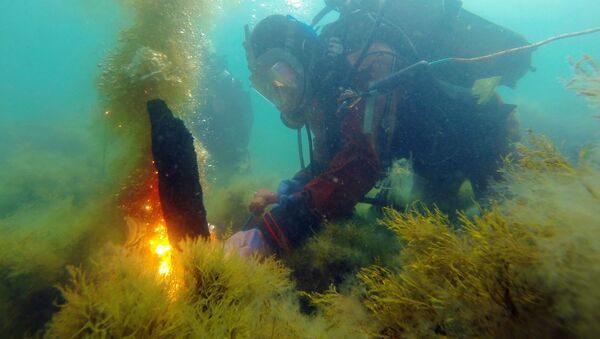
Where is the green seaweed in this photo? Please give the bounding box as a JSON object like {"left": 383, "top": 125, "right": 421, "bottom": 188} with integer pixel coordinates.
{"left": 5, "top": 5, "right": 600, "bottom": 338}
{"left": 0, "top": 1, "right": 221, "bottom": 336}
{"left": 203, "top": 176, "right": 278, "bottom": 237}
{"left": 45, "top": 239, "right": 359, "bottom": 338}
{"left": 566, "top": 54, "right": 600, "bottom": 114}
{"left": 283, "top": 217, "right": 400, "bottom": 294}
{"left": 311, "top": 134, "right": 600, "bottom": 338}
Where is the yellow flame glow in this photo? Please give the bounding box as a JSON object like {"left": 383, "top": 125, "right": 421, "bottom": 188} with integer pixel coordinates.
{"left": 159, "top": 260, "right": 171, "bottom": 276}
{"left": 149, "top": 224, "right": 172, "bottom": 276}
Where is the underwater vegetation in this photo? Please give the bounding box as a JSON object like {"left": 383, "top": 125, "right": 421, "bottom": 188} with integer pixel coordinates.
{"left": 312, "top": 133, "right": 600, "bottom": 338}
{"left": 98, "top": 0, "right": 230, "bottom": 283}
{"left": 355, "top": 207, "right": 568, "bottom": 337}
{"left": 3, "top": 2, "right": 599, "bottom": 337}
{"left": 203, "top": 175, "right": 278, "bottom": 237}
{"left": 282, "top": 217, "right": 400, "bottom": 294}
{"left": 566, "top": 54, "right": 600, "bottom": 116}
{"left": 45, "top": 132, "right": 600, "bottom": 338}
{"left": 97, "top": 0, "right": 217, "bottom": 214}
{"left": 45, "top": 239, "right": 360, "bottom": 338}
{"left": 1, "top": 0, "right": 222, "bottom": 336}
{"left": 0, "top": 116, "right": 127, "bottom": 336}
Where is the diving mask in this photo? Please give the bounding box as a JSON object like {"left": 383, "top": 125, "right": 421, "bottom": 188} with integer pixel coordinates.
{"left": 249, "top": 48, "right": 310, "bottom": 129}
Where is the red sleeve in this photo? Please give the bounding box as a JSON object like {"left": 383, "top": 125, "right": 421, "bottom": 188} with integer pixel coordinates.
{"left": 254, "top": 44, "right": 402, "bottom": 251}
{"left": 303, "top": 42, "right": 401, "bottom": 220}
{"left": 304, "top": 109, "right": 379, "bottom": 219}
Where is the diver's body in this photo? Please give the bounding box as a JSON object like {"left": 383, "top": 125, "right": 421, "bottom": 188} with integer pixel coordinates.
{"left": 226, "top": 1, "right": 530, "bottom": 255}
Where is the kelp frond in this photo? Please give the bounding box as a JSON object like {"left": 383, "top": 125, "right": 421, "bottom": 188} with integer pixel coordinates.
{"left": 46, "top": 239, "right": 349, "bottom": 338}
{"left": 507, "top": 130, "right": 576, "bottom": 175}
{"left": 566, "top": 54, "right": 600, "bottom": 104}
{"left": 313, "top": 136, "right": 600, "bottom": 338}
{"left": 566, "top": 54, "right": 600, "bottom": 120}
{"left": 356, "top": 207, "right": 548, "bottom": 338}
{"left": 282, "top": 217, "right": 399, "bottom": 293}
{"left": 499, "top": 131, "right": 600, "bottom": 209}
{"left": 308, "top": 285, "right": 375, "bottom": 338}
{"left": 175, "top": 239, "right": 296, "bottom": 337}
{"left": 45, "top": 245, "right": 185, "bottom": 338}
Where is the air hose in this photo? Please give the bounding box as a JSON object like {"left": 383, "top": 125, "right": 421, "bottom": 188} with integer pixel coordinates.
{"left": 359, "top": 27, "right": 600, "bottom": 99}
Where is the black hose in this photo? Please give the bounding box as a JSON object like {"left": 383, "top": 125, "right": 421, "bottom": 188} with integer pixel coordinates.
{"left": 297, "top": 128, "right": 306, "bottom": 170}
{"left": 305, "top": 123, "right": 314, "bottom": 177}
{"left": 312, "top": 5, "right": 334, "bottom": 27}
{"left": 366, "top": 60, "right": 430, "bottom": 95}
{"left": 341, "top": 0, "right": 388, "bottom": 87}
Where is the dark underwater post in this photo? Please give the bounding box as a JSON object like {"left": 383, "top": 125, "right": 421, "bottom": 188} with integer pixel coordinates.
{"left": 147, "top": 99, "right": 210, "bottom": 243}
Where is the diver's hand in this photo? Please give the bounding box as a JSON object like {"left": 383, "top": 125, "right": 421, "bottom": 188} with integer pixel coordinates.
{"left": 224, "top": 228, "right": 269, "bottom": 258}
{"left": 249, "top": 189, "right": 278, "bottom": 214}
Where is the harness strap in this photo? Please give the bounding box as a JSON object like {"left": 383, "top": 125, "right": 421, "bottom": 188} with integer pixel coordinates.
{"left": 265, "top": 211, "right": 290, "bottom": 250}
{"left": 262, "top": 214, "right": 282, "bottom": 248}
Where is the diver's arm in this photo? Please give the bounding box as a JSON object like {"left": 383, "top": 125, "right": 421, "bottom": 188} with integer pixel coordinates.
{"left": 249, "top": 130, "right": 378, "bottom": 253}
{"left": 232, "top": 43, "right": 399, "bottom": 255}
{"left": 247, "top": 44, "right": 399, "bottom": 254}
{"left": 229, "top": 140, "right": 379, "bottom": 255}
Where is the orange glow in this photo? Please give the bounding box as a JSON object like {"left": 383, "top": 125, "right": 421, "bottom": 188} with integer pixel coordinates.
{"left": 150, "top": 224, "right": 172, "bottom": 276}
{"left": 120, "top": 164, "right": 173, "bottom": 277}
{"left": 155, "top": 244, "right": 171, "bottom": 255}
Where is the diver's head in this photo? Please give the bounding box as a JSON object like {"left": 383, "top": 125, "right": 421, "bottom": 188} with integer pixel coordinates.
{"left": 244, "top": 15, "right": 319, "bottom": 129}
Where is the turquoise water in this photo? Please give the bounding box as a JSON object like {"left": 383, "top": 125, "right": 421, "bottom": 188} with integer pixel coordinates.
{"left": 1, "top": 1, "right": 599, "bottom": 179}
{"left": 0, "top": 0, "right": 599, "bottom": 335}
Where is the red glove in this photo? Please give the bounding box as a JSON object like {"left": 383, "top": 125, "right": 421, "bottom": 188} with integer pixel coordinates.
{"left": 248, "top": 189, "right": 278, "bottom": 214}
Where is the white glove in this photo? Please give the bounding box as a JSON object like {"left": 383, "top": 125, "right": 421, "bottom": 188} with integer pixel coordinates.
{"left": 224, "top": 228, "right": 270, "bottom": 258}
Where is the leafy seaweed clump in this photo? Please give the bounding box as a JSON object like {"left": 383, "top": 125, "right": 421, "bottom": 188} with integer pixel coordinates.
{"left": 357, "top": 207, "right": 553, "bottom": 337}
{"left": 566, "top": 54, "right": 600, "bottom": 112}
{"left": 45, "top": 239, "right": 360, "bottom": 338}
{"left": 203, "top": 176, "right": 278, "bottom": 237}
{"left": 283, "top": 217, "right": 400, "bottom": 293}
{"left": 312, "top": 134, "right": 600, "bottom": 338}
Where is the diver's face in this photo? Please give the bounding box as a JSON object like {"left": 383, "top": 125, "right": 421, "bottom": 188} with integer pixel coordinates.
{"left": 249, "top": 48, "right": 309, "bottom": 120}
{"left": 251, "top": 60, "right": 305, "bottom": 113}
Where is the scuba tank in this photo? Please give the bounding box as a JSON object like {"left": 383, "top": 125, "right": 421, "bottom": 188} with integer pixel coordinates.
{"left": 313, "top": 0, "right": 532, "bottom": 88}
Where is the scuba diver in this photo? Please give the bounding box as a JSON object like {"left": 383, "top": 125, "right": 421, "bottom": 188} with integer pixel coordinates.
{"left": 193, "top": 51, "right": 253, "bottom": 177}
{"left": 225, "top": 0, "right": 532, "bottom": 256}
